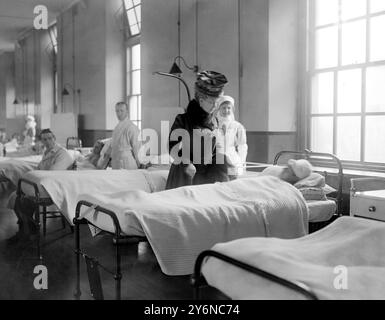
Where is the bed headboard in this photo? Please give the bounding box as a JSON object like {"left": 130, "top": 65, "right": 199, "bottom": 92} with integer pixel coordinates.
{"left": 273, "top": 149, "right": 344, "bottom": 216}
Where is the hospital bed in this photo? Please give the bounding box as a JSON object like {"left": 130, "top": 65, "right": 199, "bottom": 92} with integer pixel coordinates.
{"left": 192, "top": 216, "right": 385, "bottom": 300}
{"left": 73, "top": 172, "right": 313, "bottom": 300}
{"left": 71, "top": 150, "right": 343, "bottom": 300}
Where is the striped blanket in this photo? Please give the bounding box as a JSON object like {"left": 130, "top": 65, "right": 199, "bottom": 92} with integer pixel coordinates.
{"left": 78, "top": 176, "right": 309, "bottom": 275}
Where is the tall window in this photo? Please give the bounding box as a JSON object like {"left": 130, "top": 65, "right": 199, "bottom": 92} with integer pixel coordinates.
{"left": 124, "top": 0, "right": 141, "bottom": 36}
{"left": 127, "top": 43, "right": 141, "bottom": 129}
{"left": 308, "top": 0, "right": 385, "bottom": 167}
{"left": 124, "top": 0, "right": 141, "bottom": 129}
{"left": 48, "top": 24, "right": 58, "bottom": 112}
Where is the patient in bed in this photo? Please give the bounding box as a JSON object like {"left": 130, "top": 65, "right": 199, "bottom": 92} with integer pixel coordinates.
{"left": 261, "top": 159, "right": 313, "bottom": 184}
{"left": 76, "top": 140, "right": 107, "bottom": 169}
{"left": 7, "top": 129, "right": 74, "bottom": 244}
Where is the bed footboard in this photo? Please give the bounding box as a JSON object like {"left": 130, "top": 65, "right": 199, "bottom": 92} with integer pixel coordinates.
{"left": 74, "top": 200, "right": 146, "bottom": 300}
{"left": 192, "top": 250, "right": 319, "bottom": 300}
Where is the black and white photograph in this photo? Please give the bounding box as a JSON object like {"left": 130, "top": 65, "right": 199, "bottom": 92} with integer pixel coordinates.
{"left": 0, "top": 0, "right": 385, "bottom": 304}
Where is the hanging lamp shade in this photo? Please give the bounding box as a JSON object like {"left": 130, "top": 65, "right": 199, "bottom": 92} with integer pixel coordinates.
{"left": 169, "top": 62, "right": 183, "bottom": 75}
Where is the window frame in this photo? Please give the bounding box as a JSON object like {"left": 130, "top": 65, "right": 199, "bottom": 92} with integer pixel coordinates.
{"left": 304, "top": 0, "right": 385, "bottom": 172}
{"left": 124, "top": 0, "right": 142, "bottom": 130}
{"left": 123, "top": 0, "right": 141, "bottom": 37}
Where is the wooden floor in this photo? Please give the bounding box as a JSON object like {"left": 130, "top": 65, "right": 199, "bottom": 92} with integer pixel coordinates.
{"left": 0, "top": 206, "right": 220, "bottom": 300}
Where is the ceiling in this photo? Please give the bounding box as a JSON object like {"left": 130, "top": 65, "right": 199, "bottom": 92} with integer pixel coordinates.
{"left": 0, "top": 0, "right": 78, "bottom": 53}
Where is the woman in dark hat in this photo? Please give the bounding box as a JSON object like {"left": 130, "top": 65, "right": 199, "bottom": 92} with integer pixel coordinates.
{"left": 166, "top": 70, "right": 230, "bottom": 189}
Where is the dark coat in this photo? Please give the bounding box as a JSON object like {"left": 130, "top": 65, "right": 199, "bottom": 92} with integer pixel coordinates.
{"left": 165, "top": 99, "right": 229, "bottom": 189}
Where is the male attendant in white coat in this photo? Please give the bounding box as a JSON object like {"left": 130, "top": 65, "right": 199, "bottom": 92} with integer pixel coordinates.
{"left": 106, "top": 102, "right": 142, "bottom": 170}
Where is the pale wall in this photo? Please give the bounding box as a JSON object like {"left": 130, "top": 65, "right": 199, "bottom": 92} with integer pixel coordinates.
{"left": 142, "top": 0, "right": 297, "bottom": 134}
{"left": 57, "top": 0, "right": 125, "bottom": 131}
{"left": 268, "top": 0, "right": 298, "bottom": 132}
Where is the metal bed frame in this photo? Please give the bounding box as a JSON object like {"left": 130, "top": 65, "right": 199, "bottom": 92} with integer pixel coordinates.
{"left": 72, "top": 150, "right": 344, "bottom": 300}
{"left": 274, "top": 150, "right": 344, "bottom": 231}
{"left": 66, "top": 137, "right": 82, "bottom": 150}
{"left": 191, "top": 250, "right": 319, "bottom": 300}
{"left": 74, "top": 200, "right": 147, "bottom": 300}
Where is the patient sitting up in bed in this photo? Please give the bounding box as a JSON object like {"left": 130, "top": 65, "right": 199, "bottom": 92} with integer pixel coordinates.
{"left": 7, "top": 129, "right": 74, "bottom": 244}
{"left": 76, "top": 140, "right": 108, "bottom": 170}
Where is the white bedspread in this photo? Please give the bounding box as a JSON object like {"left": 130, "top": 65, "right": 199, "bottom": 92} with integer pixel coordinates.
{"left": 202, "top": 216, "right": 385, "bottom": 300}
{"left": 78, "top": 176, "right": 309, "bottom": 276}
{"left": 0, "top": 157, "right": 40, "bottom": 186}
{"left": 22, "top": 169, "right": 169, "bottom": 224}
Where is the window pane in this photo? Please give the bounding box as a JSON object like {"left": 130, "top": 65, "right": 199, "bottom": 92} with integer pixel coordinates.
{"left": 132, "top": 70, "right": 141, "bottom": 95}
{"left": 124, "top": 0, "right": 134, "bottom": 9}
{"left": 315, "top": 0, "right": 338, "bottom": 26}
{"left": 131, "top": 44, "right": 140, "bottom": 70}
{"left": 135, "top": 5, "right": 141, "bottom": 23}
{"left": 126, "top": 47, "right": 131, "bottom": 74}
{"left": 341, "top": 20, "right": 366, "bottom": 65}
{"left": 138, "top": 96, "right": 142, "bottom": 119}
{"left": 365, "top": 116, "right": 385, "bottom": 162}
{"left": 133, "top": 0, "right": 141, "bottom": 6}
{"left": 370, "top": 15, "right": 385, "bottom": 62}
{"left": 130, "top": 24, "right": 140, "bottom": 36}
{"left": 311, "top": 117, "right": 333, "bottom": 154}
{"left": 366, "top": 66, "right": 385, "bottom": 112}
{"left": 341, "top": 0, "right": 366, "bottom": 20}
{"left": 127, "top": 8, "right": 137, "bottom": 26}
{"left": 337, "top": 69, "right": 362, "bottom": 113}
{"left": 336, "top": 116, "right": 361, "bottom": 161}
{"left": 311, "top": 72, "right": 334, "bottom": 114}
{"left": 130, "top": 96, "right": 138, "bottom": 120}
{"left": 315, "top": 26, "right": 338, "bottom": 69}
{"left": 127, "top": 73, "right": 131, "bottom": 95}
{"left": 370, "top": 0, "right": 385, "bottom": 13}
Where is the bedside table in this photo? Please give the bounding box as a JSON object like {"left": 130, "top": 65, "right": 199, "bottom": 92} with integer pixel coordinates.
{"left": 350, "top": 190, "right": 385, "bottom": 221}
{"left": 350, "top": 178, "right": 385, "bottom": 222}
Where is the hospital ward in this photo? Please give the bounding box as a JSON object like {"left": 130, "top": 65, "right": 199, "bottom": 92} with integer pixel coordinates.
{"left": 1, "top": 0, "right": 385, "bottom": 302}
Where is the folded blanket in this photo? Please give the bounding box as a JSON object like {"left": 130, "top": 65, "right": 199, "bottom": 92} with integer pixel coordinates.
{"left": 78, "top": 175, "right": 309, "bottom": 276}
{"left": 202, "top": 216, "right": 385, "bottom": 299}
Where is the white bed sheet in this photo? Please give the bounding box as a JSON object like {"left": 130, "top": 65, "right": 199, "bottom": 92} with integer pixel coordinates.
{"left": 77, "top": 175, "right": 309, "bottom": 275}
{"left": 21, "top": 169, "right": 169, "bottom": 223}
{"left": 202, "top": 216, "right": 385, "bottom": 300}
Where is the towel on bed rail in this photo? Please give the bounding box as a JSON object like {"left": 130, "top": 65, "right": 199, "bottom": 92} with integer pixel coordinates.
{"left": 202, "top": 216, "right": 385, "bottom": 300}
{"left": 78, "top": 175, "right": 309, "bottom": 276}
